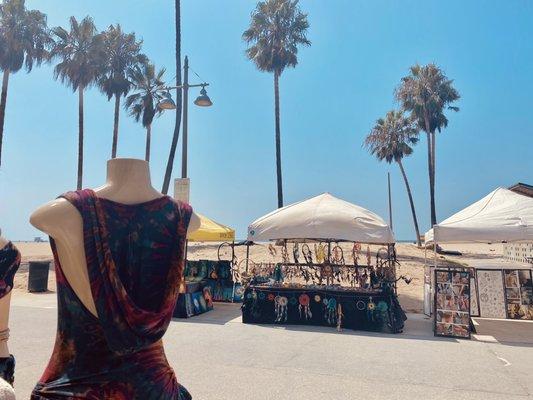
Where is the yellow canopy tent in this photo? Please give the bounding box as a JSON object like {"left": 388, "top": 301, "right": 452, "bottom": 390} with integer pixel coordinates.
{"left": 188, "top": 213, "right": 235, "bottom": 242}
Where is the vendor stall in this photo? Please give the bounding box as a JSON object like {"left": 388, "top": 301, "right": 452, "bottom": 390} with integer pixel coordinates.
{"left": 424, "top": 187, "right": 533, "bottom": 338}
{"left": 174, "top": 214, "right": 239, "bottom": 318}
{"left": 242, "top": 193, "right": 407, "bottom": 333}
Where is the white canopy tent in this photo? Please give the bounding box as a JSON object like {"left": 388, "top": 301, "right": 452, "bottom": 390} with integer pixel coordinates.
{"left": 247, "top": 193, "right": 395, "bottom": 244}
{"left": 425, "top": 187, "right": 533, "bottom": 244}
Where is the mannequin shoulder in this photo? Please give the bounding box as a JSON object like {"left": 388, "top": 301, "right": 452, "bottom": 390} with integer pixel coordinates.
{"left": 29, "top": 198, "right": 81, "bottom": 236}
{"left": 188, "top": 211, "right": 201, "bottom": 235}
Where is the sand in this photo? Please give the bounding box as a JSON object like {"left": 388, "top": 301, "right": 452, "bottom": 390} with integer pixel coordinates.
{"left": 11, "top": 241, "right": 506, "bottom": 313}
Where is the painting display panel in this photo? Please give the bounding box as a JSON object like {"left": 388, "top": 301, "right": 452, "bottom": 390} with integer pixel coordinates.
{"left": 434, "top": 270, "right": 471, "bottom": 339}
{"left": 477, "top": 270, "right": 506, "bottom": 319}
{"left": 470, "top": 269, "right": 480, "bottom": 317}
{"left": 504, "top": 269, "right": 533, "bottom": 320}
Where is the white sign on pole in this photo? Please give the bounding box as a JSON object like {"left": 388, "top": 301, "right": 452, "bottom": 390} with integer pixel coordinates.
{"left": 174, "top": 178, "right": 190, "bottom": 203}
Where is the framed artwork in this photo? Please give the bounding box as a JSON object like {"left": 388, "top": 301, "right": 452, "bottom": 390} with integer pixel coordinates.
{"left": 469, "top": 268, "right": 480, "bottom": 317}
{"left": 504, "top": 269, "right": 533, "bottom": 320}
{"left": 477, "top": 269, "right": 506, "bottom": 319}
{"left": 434, "top": 269, "right": 471, "bottom": 339}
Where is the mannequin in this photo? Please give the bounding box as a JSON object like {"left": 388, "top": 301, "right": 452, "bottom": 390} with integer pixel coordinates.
{"left": 0, "top": 233, "right": 11, "bottom": 358}
{"left": 30, "top": 158, "right": 200, "bottom": 316}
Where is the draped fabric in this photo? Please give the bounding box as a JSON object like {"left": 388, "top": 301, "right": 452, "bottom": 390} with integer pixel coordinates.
{"left": 32, "top": 189, "right": 193, "bottom": 399}
{"left": 0, "top": 242, "right": 20, "bottom": 299}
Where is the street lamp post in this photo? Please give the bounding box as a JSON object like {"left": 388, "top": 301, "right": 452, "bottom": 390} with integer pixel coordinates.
{"left": 158, "top": 55, "right": 212, "bottom": 179}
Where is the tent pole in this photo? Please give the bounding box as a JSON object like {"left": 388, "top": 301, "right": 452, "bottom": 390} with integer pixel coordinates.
{"left": 231, "top": 241, "right": 236, "bottom": 303}
{"left": 434, "top": 241, "right": 437, "bottom": 268}
{"left": 245, "top": 242, "right": 250, "bottom": 273}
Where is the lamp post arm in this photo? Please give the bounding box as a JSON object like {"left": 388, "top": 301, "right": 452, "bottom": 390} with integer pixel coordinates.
{"left": 164, "top": 82, "right": 209, "bottom": 90}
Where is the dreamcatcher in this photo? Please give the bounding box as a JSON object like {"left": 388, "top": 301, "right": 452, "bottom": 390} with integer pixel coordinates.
{"left": 321, "top": 264, "right": 334, "bottom": 284}
{"left": 314, "top": 243, "right": 326, "bottom": 264}
{"left": 331, "top": 244, "right": 344, "bottom": 265}
{"left": 298, "top": 293, "right": 312, "bottom": 320}
{"left": 281, "top": 244, "right": 290, "bottom": 264}
{"left": 351, "top": 243, "right": 361, "bottom": 266}
{"left": 302, "top": 244, "right": 313, "bottom": 264}
{"left": 292, "top": 243, "right": 300, "bottom": 263}
{"left": 268, "top": 244, "right": 277, "bottom": 258}
{"left": 337, "top": 303, "right": 344, "bottom": 332}
{"left": 358, "top": 267, "right": 369, "bottom": 288}
{"left": 324, "top": 297, "right": 337, "bottom": 325}
{"left": 367, "top": 296, "right": 376, "bottom": 321}
{"left": 274, "top": 295, "right": 288, "bottom": 322}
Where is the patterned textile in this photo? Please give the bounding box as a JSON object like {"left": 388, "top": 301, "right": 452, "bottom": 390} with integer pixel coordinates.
{"left": 477, "top": 270, "right": 506, "bottom": 319}
{"left": 0, "top": 242, "right": 20, "bottom": 299}
{"left": 31, "top": 189, "right": 193, "bottom": 399}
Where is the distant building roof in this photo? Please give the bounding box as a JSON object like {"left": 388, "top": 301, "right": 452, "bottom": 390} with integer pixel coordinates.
{"left": 509, "top": 182, "right": 533, "bottom": 198}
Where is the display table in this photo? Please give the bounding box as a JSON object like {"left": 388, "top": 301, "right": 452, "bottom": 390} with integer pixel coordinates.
{"left": 242, "top": 284, "right": 406, "bottom": 333}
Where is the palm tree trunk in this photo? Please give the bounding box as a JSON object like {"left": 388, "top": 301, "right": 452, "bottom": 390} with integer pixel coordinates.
{"left": 161, "top": 0, "right": 183, "bottom": 195}
{"left": 145, "top": 124, "right": 151, "bottom": 162}
{"left": 397, "top": 159, "right": 421, "bottom": 247}
{"left": 77, "top": 86, "right": 84, "bottom": 190}
{"left": 0, "top": 70, "right": 10, "bottom": 167}
{"left": 423, "top": 112, "right": 436, "bottom": 226}
{"left": 111, "top": 93, "right": 120, "bottom": 158}
{"left": 431, "top": 130, "right": 437, "bottom": 222}
{"left": 274, "top": 71, "right": 283, "bottom": 208}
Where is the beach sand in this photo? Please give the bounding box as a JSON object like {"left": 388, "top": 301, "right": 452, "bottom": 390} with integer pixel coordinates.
{"left": 12, "top": 241, "right": 505, "bottom": 313}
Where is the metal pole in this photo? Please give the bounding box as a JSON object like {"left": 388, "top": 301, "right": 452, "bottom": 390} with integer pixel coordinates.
{"left": 181, "top": 56, "right": 189, "bottom": 178}
{"left": 388, "top": 172, "right": 393, "bottom": 231}
{"left": 246, "top": 242, "right": 250, "bottom": 273}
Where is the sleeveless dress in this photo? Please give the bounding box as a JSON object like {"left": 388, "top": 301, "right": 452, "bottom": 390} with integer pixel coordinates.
{"left": 31, "top": 189, "right": 193, "bottom": 399}
{"left": 0, "top": 242, "right": 21, "bottom": 299}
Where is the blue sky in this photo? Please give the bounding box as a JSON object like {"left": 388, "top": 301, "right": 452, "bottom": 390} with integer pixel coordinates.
{"left": 1, "top": 0, "right": 532, "bottom": 241}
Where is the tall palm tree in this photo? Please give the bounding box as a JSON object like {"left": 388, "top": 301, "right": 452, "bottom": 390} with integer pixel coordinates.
{"left": 99, "top": 24, "right": 146, "bottom": 159}
{"left": 0, "top": 0, "right": 51, "bottom": 167}
{"left": 161, "top": 0, "right": 182, "bottom": 195}
{"left": 243, "top": 0, "right": 310, "bottom": 208}
{"left": 364, "top": 110, "right": 422, "bottom": 246}
{"left": 51, "top": 16, "right": 105, "bottom": 190}
{"left": 395, "top": 63, "right": 460, "bottom": 226}
{"left": 125, "top": 62, "right": 165, "bottom": 162}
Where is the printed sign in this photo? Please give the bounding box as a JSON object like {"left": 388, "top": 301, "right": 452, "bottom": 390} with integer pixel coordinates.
{"left": 434, "top": 269, "right": 471, "bottom": 339}
{"left": 174, "top": 178, "right": 190, "bottom": 203}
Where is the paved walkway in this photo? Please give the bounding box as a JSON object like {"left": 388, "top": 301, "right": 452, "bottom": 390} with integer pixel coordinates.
{"left": 8, "top": 293, "right": 533, "bottom": 399}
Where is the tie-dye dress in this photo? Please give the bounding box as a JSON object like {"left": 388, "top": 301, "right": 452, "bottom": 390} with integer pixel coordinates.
{"left": 31, "top": 189, "right": 193, "bottom": 399}
{"left": 0, "top": 242, "right": 21, "bottom": 300}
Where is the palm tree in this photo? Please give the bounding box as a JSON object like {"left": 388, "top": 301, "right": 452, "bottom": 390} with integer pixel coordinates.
{"left": 364, "top": 110, "right": 422, "bottom": 246}
{"left": 125, "top": 62, "right": 165, "bottom": 162}
{"left": 51, "top": 16, "right": 105, "bottom": 190}
{"left": 0, "top": 0, "right": 51, "bottom": 167}
{"left": 243, "top": 0, "right": 310, "bottom": 208}
{"left": 161, "top": 0, "right": 182, "bottom": 195}
{"left": 99, "top": 24, "right": 146, "bottom": 159}
{"left": 395, "top": 63, "right": 460, "bottom": 226}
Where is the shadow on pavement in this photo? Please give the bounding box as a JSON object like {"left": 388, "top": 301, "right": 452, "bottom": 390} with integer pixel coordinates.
{"left": 473, "top": 318, "right": 533, "bottom": 347}
{"left": 172, "top": 302, "right": 242, "bottom": 325}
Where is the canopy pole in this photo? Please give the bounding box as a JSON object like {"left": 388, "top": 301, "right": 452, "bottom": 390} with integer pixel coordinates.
{"left": 434, "top": 240, "right": 437, "bottom": 268}
{"left": 245, "top": 242, "right": 250, "bottom": 273}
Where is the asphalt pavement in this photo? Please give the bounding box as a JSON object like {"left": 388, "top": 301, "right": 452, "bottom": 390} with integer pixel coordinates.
{"left": 8, "top": 292, "right": 533, "bottom": 400}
